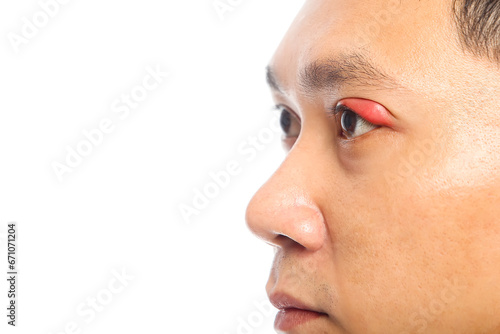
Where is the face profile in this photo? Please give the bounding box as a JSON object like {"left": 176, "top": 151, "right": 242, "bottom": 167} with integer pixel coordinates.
{"left": 245, "top": 0, "right": 500, "bottom": 333}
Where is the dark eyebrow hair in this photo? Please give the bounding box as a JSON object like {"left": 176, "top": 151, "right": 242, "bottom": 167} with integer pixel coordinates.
{"left": 266, "top": 53, "right": 402, "bottom": 96}
{"left": 266, "top": 66, "right": 283, "bottom": 93}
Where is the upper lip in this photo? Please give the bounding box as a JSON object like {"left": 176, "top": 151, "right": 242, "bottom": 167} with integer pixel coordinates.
{"left": 269, "top": 291, "right": 325, "bottom": 314}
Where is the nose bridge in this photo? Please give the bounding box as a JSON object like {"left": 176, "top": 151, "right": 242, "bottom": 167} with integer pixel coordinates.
{"left": 245, "top": 144, "right": 327, "bottom": 251}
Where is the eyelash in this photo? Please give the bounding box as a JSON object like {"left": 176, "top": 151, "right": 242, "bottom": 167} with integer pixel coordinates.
{"left": 274, "top": 103, "right": 355, "bottom": 118}
{"left": 273, "top": 104, "right": 292, "bottom": 114}
{"left": 328, "top": 104, "right": 357, "bottom": 139}
{"left": 273, "top": 103, "right": 348, "bottom": 128}
{"left": 327, "top": 103, "right": 347, "bottom": 118}
{"left": 273, "top": 104, "right": 300, "bottom": 123}
{"left": 274, "top": 102, "right": 379, "bottom": 141}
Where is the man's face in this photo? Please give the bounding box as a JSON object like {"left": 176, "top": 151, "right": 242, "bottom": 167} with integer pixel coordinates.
{"left": 245, "top": 0, "right": 500, "bottom": 333}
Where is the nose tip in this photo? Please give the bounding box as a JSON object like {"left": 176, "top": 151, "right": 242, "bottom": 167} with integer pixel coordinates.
{"left": 245, "top": 177, "right": 327, "bottom": 252}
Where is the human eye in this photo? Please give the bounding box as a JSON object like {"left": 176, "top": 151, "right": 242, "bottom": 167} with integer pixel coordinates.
{"left": 332, "top": 98, "right": 392, "bottom": 139}
{"left": 276, "top": 105, "right": 301, "bottom": 149}
{"left": 336, "top": 104, "right": 378, "bottom": 139}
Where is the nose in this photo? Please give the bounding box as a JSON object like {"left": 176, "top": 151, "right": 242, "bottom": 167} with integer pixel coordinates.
{"left": 245, "top": 144, "right": 327, "bottom": 251}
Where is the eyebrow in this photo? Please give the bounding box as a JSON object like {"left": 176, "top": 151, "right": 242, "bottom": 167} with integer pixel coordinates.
{"left": 266, "top": 53, "right": 402, "bottom": 96}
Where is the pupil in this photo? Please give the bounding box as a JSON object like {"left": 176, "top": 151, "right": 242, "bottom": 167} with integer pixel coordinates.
{"left": 280, "top": 110, "right": 291, "bottom": 134}
{"left": 341, "top": 109, "right": 357, "bottom": 134}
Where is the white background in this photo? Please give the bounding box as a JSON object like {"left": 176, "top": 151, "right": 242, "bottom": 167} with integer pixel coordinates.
{"left": 0, "top": 0, "right": 305, "bottom": 333}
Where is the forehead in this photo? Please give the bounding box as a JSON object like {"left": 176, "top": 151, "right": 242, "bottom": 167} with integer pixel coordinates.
{"left": 269, "top": 0, "right": 456, "bottom": 97}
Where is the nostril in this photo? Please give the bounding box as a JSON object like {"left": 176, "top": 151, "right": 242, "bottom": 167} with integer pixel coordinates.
{"left": 272, "top": 234, "right": 308, "bottom": 250}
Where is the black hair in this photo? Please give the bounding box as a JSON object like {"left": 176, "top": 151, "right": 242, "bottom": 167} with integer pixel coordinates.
{"left": 453, "top": 0, "right": 500, "bottom": 62}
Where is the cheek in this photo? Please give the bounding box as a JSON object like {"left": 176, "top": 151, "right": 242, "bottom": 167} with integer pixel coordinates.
{"left": 323, "top": 157, "right": 483, "bottom": 332}
{"left": 331, "top": 157, "right": 500, "bottom": 332}
{"left": 327, "top": 193, "right": 468, "bottom": 332}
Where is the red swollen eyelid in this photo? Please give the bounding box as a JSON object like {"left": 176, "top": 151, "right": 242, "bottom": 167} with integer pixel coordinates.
{"left": 338, "top": 98, "right": 393, "bottom": 127}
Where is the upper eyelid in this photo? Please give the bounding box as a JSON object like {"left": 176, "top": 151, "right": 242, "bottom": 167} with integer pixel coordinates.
{"left": 329, "top": 102, "right": 380, "bottom": 137}
{"left": 334, "top": 98, "right": 394, "bottom": 127}
{"left": 327, "top": 103, "right": 351, "bottom": 118}
{"left": 274, "top": 103, "right": 302, "bottom": 122}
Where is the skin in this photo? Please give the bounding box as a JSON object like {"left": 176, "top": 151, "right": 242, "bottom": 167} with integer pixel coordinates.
{"left": 245, "top": 0, "right": 500, "bottom": 333}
